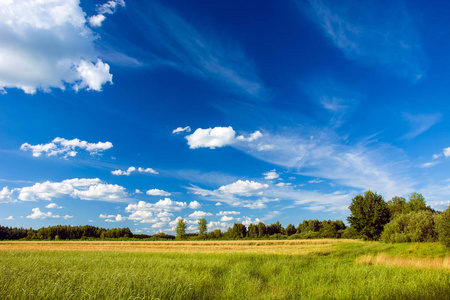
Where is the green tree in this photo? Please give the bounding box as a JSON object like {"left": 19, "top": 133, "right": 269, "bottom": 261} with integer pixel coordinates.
{"left": 404, "top": 192, "right": 430, "bottom": 213}
{"left": 381, "top": 211, "right": 437, "bottom": 243}
{"left": 347, "top": 190, "right": 390, "bottom": 240}
{"left": 387, "top": 196, "right": 406, "bottom": 219}
{"left": 257, "top": 222, "right": 266, "bottom": 238}
{"left": 285, "top": 224, "right": 296, "bottom": 236}
{"left": 175, "top": 218, "right": 187, "bottom": 240}
{"left": 198, "top": 218, "right": 207, "bottom": 238}
{"left": 436, "top": 205, "right": 450, "bottom": 248}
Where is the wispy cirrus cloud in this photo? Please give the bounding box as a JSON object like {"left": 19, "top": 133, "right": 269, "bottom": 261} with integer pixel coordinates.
{"left": 125, "top": 1, "right": 266, "bottom": 99}
{"left": 401, "top": 112, "right": 442, "bottom": 140}
{"left": 305, "top": 0, "right": 426, "bottom": 81}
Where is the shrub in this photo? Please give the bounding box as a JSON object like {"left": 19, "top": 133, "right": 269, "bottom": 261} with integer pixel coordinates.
{"left": 381, "top": 211, "right": 437, "bottom": 243}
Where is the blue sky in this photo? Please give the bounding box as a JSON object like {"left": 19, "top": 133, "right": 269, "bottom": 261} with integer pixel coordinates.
{"left": 1, "top": 0, "right": 449, "bottom": 234}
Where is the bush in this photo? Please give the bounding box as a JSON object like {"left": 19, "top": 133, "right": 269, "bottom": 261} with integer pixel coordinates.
{"left": 436, "top": 206, "right": 450, "bottom": 248}
{"left": 381, "top": 211, "right": 437, "bottom": 243}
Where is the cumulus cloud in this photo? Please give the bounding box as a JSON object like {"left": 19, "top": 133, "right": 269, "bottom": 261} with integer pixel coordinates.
{"left": 186, "top": 127, "right": 262, "bottom": 149}
{"left": 263, "top": 170, "right": 279, "bottom": 180}
{"left": 218, "top": 180, "right": 269, "bottom": 196}
{"left": 0, "top": 0, "right": 114, "bottom": 94}
{"left": 146, "top": 189, "right": 171, "bottom": 196}
{"left": 63, "top": 215, "right": 73, "bottom": 219}
{"left": 241, "top": 216, "right": 261, "bottom": 227}
{"left": 26, "top": 207, "right": 59, "bottom": 219}
{"left": 112, "top": 166, "right": 158, "bottom": 176}
{"left": 188, "top": 201, "right": 202, "bottom": 209}
{"left": 444, "top": 147, "right": 450, "bottom": 158}
{"left": 17, "top": 178, "right": 129, "bottom": 203}
{"left": 207, "top": 221, "right": 231, "bottom": 231}
{"left": 216, "top": 211, "right": 241, "bottom": 216}
{"left": 45, "top": 203, "right": 62, "bottom": 209}
{"left": 220, "top": 216, "right": 233, "bottom": 222}
{"left": 88, "top": 0, "right": 125, "bottom": 27}
{"left": 135, "top": 189, "right": 143, "bottom": 194}
{"left": 5, "top": 216, "right": 14, "bottom": 220}
{"left": 20, "top": 137, "right": 113, "bottom": 158}
{"left": 188, "top": 210, "right": 213, "bottom": 219}
{"left": 172, "top": 126, "right": 191, "bottom": 134}
{"left": 104, "top": 214, "right": 125, "bottom": 222}
{"left": 0, "top": 187, "right": 15, "bottom": 203}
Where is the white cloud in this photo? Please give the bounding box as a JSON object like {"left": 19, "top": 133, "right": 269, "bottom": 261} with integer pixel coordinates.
{"left": 188, "top": 210, "right": 213, "bottom": 219}
{"left": 135, "top": 189, "right": 143, "bottom": 194}
{"left": 172, "top": 126, "right": 191, "bottom": 134}
{"left": 0, "top": 0, "right": 114, "bottom": 94}
{"left": 186, "top": 127, "right": 262, "bottom": 149}
{"left": 220, "top": 216, "right": 233, "bottom": 222}
{"left": 104, "top": 214, "right": 125, "bottom": 222}
{"left": 216, "top": 211, "right": 241, "bottom": 216}
{"left": 74, "top": 59, "right": 113, "bottom": 91}
{"left": 20, "top": 137, "right": 113, "bottom": 158}
{"left": 125, "top": 199, "right": 187, "bottom": 224}
{"left": 275, "top": 182, "right": 292, "bottom": 187}
{"left": 18, "top": 178, "right": 129, "bottom": 203}
{"left": 420, "top": 161, "right": 440, "bottom": 168}
{"left": 188, "top": 201, "right": 201, "bottom": 209}
{"left": 207, "top": 221, "right": 231, "bottom": 231}
{"left": 5, "top": 216, "right": 14, "bottom": 220}
{"left": 215, "top": 202, "right": 222, "bottom": 206}
{"left": 45, "top": 203, "right": 62, "bottom": 209}
{"left": 263, "top": 170, "right": 279, "bottom": 180}
{"left": 0, "top": 187, "right": 15, "bottom": 203}
{"left": 63, "top": 215, "right": 73, "bottom": 220}
{"left": 444, "top": 147, "right": 450, "bottom": 158}
{"left": 112, "top": 166, "right": 158, "bottom": 176}
{"left": 257, "top": 143, "right": 275, "bottom": 151}
{"left": 308, "top": 179, "right": 324, "bottom": 184}
{"left": 218, "top": 180, "right": 269, "bottom": 196}
{"left": 26, "top": 207, "right": 59, "bottom": 219}
{"left": 88, "top": 0, "right": 125, "bottom": 28}
{"left": 241, "top": 216, "right": 261, "bottom": 227}
{"left": 146, "top": 189, "right": 171, "bottom": 196}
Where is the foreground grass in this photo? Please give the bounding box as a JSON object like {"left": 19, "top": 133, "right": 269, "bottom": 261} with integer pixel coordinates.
{"left": 0, "top": 240, "right": 449, "bottom": 299}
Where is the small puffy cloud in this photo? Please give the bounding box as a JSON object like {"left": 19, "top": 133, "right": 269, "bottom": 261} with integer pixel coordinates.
{"left": 236, "top": 131, "right": 263, "bottom": 142}
{"left": 151, "top": 222, "right": 166, "bottom": 228}
{"left": 5, "top": 216, "right": 14, "bottom": 220}
{"left": 0, "top": 0, "right": 114, "bottom": 94}
{"left": 188, "top": 201, "right": 202, "bottom": 209}
{"left": 257, "top": 143, "right": 275, "bottom": 151}
{"left": 104, "top": 214, "right": 125, "bottom": 222}
{"left": 218, "top": 180, "right": 269, "bottom": 196}
{"left": 18, "top": 178, "right": 129, "bottom": 203}
{"left": 186, "top": 127, "right": 262, "bottom": 149}
{"left": 135, "top": 189, "right": 143, "bottom": 194}
{"left": 88, "top": 0, "right": 125, "bottom": 27}
{"left": 112, "top": 166, "right": 158, "bottom": 176}
{"left": 275, "top": 182, "right": 292, "bottom": 187}
{"left": 216, "top": 211, "right": 241, "bottom": 216}
{"left": 26, "top": 208, "right": 59, "bottom": 219}
{"left": 63, "top": 215, "right": 73, "bottom": 220}
{"left": 215, "top": 202, "right": 222, "bottom": 206}
{"left": 241, "top": 216, "right": 261, "bottom": 227}
{"left": 74, "top": 59, "right": 113, "bottom": 92}
{"left": 263, "top": 170, "right": 279, "bottom": 180}
{"left": 146, "top": 189, "right": 171, "bottom": 196}
{"left": 172, "top": 126, "right": 191, "bottom": 134}
{"left": 0, "top": 187, "right": 15, "bottom": 203}
{"left": 45, "top": 203, "right": 62, "bottom": 209}
{"left": 188, "top": 210, "right": 213, "bottom": 218}
{"left": 444, "top": 147, "right": 450, "bottom": 158}
{"left": 308, "top": 179, "right": 324, "bottom": 184}
{"left": 20, "top": 137, "right": 113, "bottom": 158}
{"left": 220, "top": 216, "right": 233, "bottom": 222}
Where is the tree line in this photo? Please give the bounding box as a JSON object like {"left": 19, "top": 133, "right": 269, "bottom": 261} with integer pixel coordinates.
{"left": 0, "top": 225, "right": 133, "bottom": 241}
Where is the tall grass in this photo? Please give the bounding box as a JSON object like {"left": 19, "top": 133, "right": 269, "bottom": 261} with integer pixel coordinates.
{"left": 0, "top": 241, "right": 448, "bottom": 299}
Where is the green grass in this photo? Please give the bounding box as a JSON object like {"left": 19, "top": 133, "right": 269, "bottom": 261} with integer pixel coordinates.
{"left": 0, "top": 241, "right": 449, "bottom": 299}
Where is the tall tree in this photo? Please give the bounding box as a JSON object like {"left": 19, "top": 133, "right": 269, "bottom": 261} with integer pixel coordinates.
{"left": 175, "top": 218, "right": 187, "bottom": 240}
{"left": 347, "top": 190, "right": 390, "bottom": 240}
{"left": 198, "top": 218, "right": 207, "bottom": 238}
{"left": 404, "top": 192, "right": 429, "bottom": 213}
{"left": 387, "top": 196, "right": 406, "bottom": 218}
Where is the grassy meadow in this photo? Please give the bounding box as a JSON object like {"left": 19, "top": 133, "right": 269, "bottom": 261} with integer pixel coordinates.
{"left": 1, "top": 240, "right": 449, "bottom": 299}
